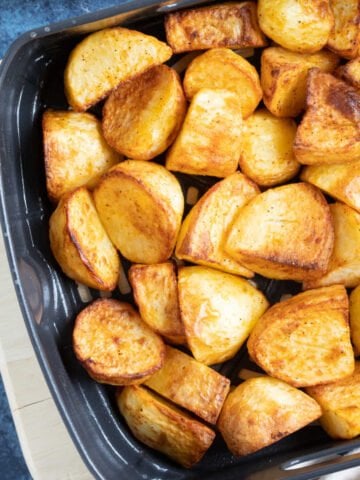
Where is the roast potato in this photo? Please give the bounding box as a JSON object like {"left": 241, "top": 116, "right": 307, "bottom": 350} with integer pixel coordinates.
{"left": 224, "top": 183, "right": 334, "bottom": 281}
{"left": 247, "top": 285, "right": 354, "bottom": 388}
{"left": 183, "top": 48, "right": 262, "bottom": 118}
{"left": 102, "top": 65, "right": 186, "bottom": 161}
{"left": 178, "top": 266, "right": 269, "bottom": 365}
{"left": 165, "top": 2, "right": 266, "bottom": 53}
{"left": 350, "top": 285, "right": 360, "bottom": 356}
{"left": 261, "top": 47, "right": 339, "bottom": 117}
{"left": 117, "top": 385, "right": 215, "bottom": 468}
{"left": 175, "top": 172, "right": 259, "bottom": 277}
{"left": 327, "top": 0, "right": 360, "bottom": 59}
{"left": 93, "top": 160, "right": 184, "bottom": 264}
{"left": 218, "top": 376, "right": 321, "bottom": 456}
{"left": 129, "top": 262, "right": 186, "bottom": 345}
{"left": 73, "top": 299, "right": 165, "bottom": 385}
{"left": 336, "top": 57, "right": 360, "bottom": 90}
{"left": 145, "top": 345, "right": 230, "bottom": 424}
{"left": 257, "top": 0, "right": 334, "bottom": 53}
{"left": 64, "top": 27, "right": 172, "bottom": 111}
{"left": 49, "top": 187, "right": 120, "bottom": 291}
{"left": 43, "top": 109, "right": 120, "bottom": 203}
{"left": 239, "top": 109, "right": 300, "bottom": 187}
{"left": 166, "top": 89, "right": 243, "bottom": 177}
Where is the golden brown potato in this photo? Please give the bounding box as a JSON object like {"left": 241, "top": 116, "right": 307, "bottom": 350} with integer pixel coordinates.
{"left": 350, "top": 285, "right": 360, "bottom": 356}
{"left": 145, "top": 346, "right": 230, "bottom": 424}
{"left": 336, "top": 57, "right": 360, "bottom": 90}
{"left": 257, "top": 0, "right": 334, "bottom": 53}
{"left": 294, "top": 70, "right": 360, "bottom": 165}
{"left": 247, "top": 285, "right": 355, "bottom": 388}
{"left": 307, "top": 362, "right": 360, "bottom": 439}
{"left": 178, "top": 266, "right": 269, "bottom": 365}
{"left": 176, "top": 172, "right": 258, "bottom": 277}
{"left": 183, "top": 48, "right": 262, "bottom": 118}
{"left": 327, "top": 0, "right": 360, "bottom": 59}
{"left": 128, "top": 262, "right": 186, "bottom": 345}
{"left": 166, "top": 89, "right": 243, "bottom": 177}
{"left": 102, "top": 65, "right": 186, "bottom": 161}
{"left": 261, "top": 47, "right": 340, "bottom": 117}
{"left": 117, "top": 386, "right": 215, "bottom": 468}
{"left": 165, "top": 2, "right": 266, "bottom": 54}
{"left": 93, "top": 160, "right": 184, "bottom": 264}
{"left": 239, "top": 109, "right": 300, "bottom": 187}
{"left": 225, "top": 183, "right": 334, "bottom": 281}
{"left": 49, "top": 187, "right": 120, "bottom": 291}
{"left": 303, "top": 203, "right": 360, "bottom": 289}
{"left": 73, "top": 299, "right": 165, "bottom": 385}
{"left": 43, "top": 109, "right": 120, "bottom": 203}
{"left": 218, "top": 376, "right": 321, "bottom": 456}
{"left": 64, "top": 27, "right": 172, "bottom": 111}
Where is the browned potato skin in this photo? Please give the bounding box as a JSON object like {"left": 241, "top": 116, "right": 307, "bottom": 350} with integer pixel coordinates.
{"left": 102, "top": 65, "right": 186, "bottom": 161}
{"left": 247, "top": 285, "right": 355, "bottom": 388}
{"left": 165, "top": 2, "right": 267, "bottom": 54}
{"left": 145, "top": 346, "right": 230, "bottom": 424}
{"left": 350, "top": 285, "right": 360, "bottom": 356}
{"left": 73, "top": 299, "right": 165, "bottom": 385}
{"left": 336, "top": 57, "right": 360, "bottom": 91}
{"left": 218, "top": 377, "right": 321, "bottom": 456}
{"left": 294, "top": 70, "right": 360, "bottom": 165}
{"left": 327, "top": 0, "right": 360, "bottom": 59}
{"left": 261, "top": 47, "right": 340, "bottom": 117}
{"left": 117, "top": 386, "right": 215, "bottom": 468}
{"left": 129, "top": 262, "right": 186, "bottom": 345}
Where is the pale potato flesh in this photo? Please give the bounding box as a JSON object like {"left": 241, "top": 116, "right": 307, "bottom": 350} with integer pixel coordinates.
{"left": 327, "top": 0, "right": 360, "bottom": 59}
{"left": 336, "top": 57, "right": 360, "bottom": 90}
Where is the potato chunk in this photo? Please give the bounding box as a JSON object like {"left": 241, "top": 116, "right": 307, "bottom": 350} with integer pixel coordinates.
{"left": 117, "top": 386, "right": 215, "bottom": 468}
{"left": 73, "top": 299, "right": 165, "bottom": 385}
{"left": 225, "top": 183, "right": 334, "bottom": 281}
{"left": 336, "top": 57, "right": 360, "bottom": 91}
{"left": 176, "top": 173, "right": 259, "bottom": 277}
{"left": 303, "top": 203, "right": 360, "bottom": 289}
{"left": 218, "top": 377, "right": 321, "bottom": 456}
{"left": 164, "top": 2, "right": 266, "bottom": 53}
{"left": 239, "top": 109, "right": 300, "bottom": 187}
{"left": 327, "top": 0, "right": 360, "bottom": 59}
{"left": 93, "top": 160, "right": 184, "bottom": 264}
{"left": 145, "top": 346, "right": 230, "bottom": 424}
{"left": 257, "top": 0, "right": 334, "bottom": 53}
{"left": 102, "top": 65, "right": 186, "bottom": 160}
{"left": 350, "top": 285, "right": 360, "bottom": 356}
{"left": 64, "top": 27, "right": 172, "bottom": 111}
{"left": 129, "top": 262, "right": 186, "bottom": 345}
{"left": 49, "top": 187, "right": 119, "bottom": 290}
{"left": 294, "top": 70, "right": 360, "bottom": 165}
{"left": 247, "top": 285, "right": 354, "bottom": 388}
{"left": 166, "top": 89, "right": 243, "bottom": 177}
{"left": 307, "top": 362, "right": 360, "bottom": 440}
{"left": 261, "top": 47, "right": 339, "bottom": 117}
{"left": 178, "top": 266, "right": 269, "bottom": 365}
{"left": 43, "top": 109, "right": 120, "bottom": 203}
{"left": 183, "top": 48, "right": 262, "bottom": 118}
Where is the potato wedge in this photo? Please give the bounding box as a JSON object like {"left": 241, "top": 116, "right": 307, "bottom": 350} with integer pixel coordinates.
{"left": 257, "top": 0, "right": 334, "bottom": 54}
{"left": 128, "top": 262, "right": 186, "bottom": 344}
{"left": 166, "top": 89, "right": 243, "bottom": 177}
{"left": 327, "top": 0, "right": 360, "bottom": 59}
{"left": 218, "top": 376, "right": 321, "bottom": 456}
{"left": 294, "top": 70, "right": 360, "bottom": 165}
{"left": 49, "top": 187, "right": 119, "bottom": 291}
{"left": 176, "top": 173, "right": 258, "bottom": 277}
{"left": 145, "top": 346, "right": 230, "bottom": 424}
{"left": 102, "top": 65, "right": 186, "bottom": 161}
{"left": 303, "top": 203, "right": 360, "bottom": 289}
{"left": 117, "top": 386, "right": 215, "bottom": 468}
{"left": 93, "top": 160, "right": 184, "bottom": 264}
{"left": 306, "top": 362, "right": 360, "bottom": 440}
{"left": 247, "top": 285, "right": 354, "bottom": 388}
{"left": 225, "top": 183, "right": 334, "bottom": 281}
{"left": 239, "top": 109, "right": 300, "bottom": 187}
{"left": 350, "top": 285, "right": 360, "bottom": 356}
{"left": 178, "top": 266, "right": 269, "bottom": 365}
{"left": 183, "top": 48, "right": 262, "bottom": 118}
{"left": 64, "top": 27, "right": 172, "bottom": 111}
{"left": 261, "top": 47, "right": 340, "bottom": 117}
{"left": 164, "top": 2, "right": 266, "bottom": 54}
{"left": 73, "top": 299, "right": 165, "bottom": 385}
{"left": 336, "top": 57, "right": 360, "bottom": 91}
